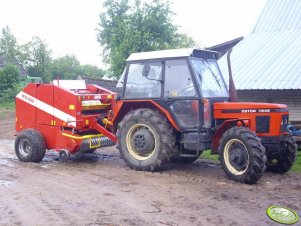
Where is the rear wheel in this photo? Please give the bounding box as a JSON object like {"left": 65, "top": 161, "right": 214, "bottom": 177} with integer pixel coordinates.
{"left": 15, "top": 129, "right": 46, "bottom": 163}
{"left": 266, "top": 135, "right": 297, "bottom": 174}
{"left": 218, "top": 127, "right": 266, "bottom": 184}
{"left": 117, "top": 109, "right": 175, "bottom": 171}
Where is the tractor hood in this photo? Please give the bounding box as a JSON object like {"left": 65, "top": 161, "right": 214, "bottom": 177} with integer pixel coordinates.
{"left": 214, "top": 102, "right": 288, "bottom": 114}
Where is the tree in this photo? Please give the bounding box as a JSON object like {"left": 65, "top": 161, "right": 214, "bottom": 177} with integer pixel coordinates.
{"left": 50, "top": 55, "right": 80, "bottom": 80}
{"left": 26, "top": 37, "right": 52, "bottom": 82}
{"left": 0, "top": 26, "right": 29, "bottom": 70}
{"left": 78, "top": 64, "right": 106, "bottom": 78}
{"left": 97, "top": 0, "right": 195, "bottom": 78}
{"left": 0, "top": 26, "right": 19, "bottom": 63}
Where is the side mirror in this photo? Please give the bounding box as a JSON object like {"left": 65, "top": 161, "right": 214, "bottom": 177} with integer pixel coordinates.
{"left": 142, "top": 65, "right": 150, "bottom": 77}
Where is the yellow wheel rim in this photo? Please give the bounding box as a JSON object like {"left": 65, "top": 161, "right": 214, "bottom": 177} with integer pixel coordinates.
{"left": 126, "top": 123, "right": 156, "bottom": 161}
{"left": 223, "top": 139, "right": 249, "bottom": 176}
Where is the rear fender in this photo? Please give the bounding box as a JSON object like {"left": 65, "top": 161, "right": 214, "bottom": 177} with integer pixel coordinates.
{"left": 211, "top": 119, "right": 249, "bottom": 153}
{"left": 111, "top": 100, "right": 179, "bottom": 132}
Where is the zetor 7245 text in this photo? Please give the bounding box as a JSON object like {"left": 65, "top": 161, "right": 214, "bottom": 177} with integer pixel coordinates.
{"left": 15, "top": 48, "right": 297, "bottom": 184}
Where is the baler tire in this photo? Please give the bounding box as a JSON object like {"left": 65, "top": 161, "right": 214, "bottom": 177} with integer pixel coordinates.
{"left": 117, "top": 108, "right": 175, "bottom": 172}
{"left": 218, "top": 127, "right": 267, "bottom": 184}
{"left": 15, "top": 129, "right": 46, "bottom": 163}
{"left": 266, "top": 135, "right": 297, "bottom": 174}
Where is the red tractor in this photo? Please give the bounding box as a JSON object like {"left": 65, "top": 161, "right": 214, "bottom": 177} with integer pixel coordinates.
{"left": 15, "top": 49, "right": 297, "bottom": 184}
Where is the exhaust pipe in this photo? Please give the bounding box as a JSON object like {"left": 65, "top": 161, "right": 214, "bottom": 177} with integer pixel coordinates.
{"left": 227, "top": 48, "right": 238, "bottom": 102}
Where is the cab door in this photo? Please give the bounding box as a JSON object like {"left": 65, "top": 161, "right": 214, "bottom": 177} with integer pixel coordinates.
{"left": 163, "top": 59, "right": 200, "bottom": 130}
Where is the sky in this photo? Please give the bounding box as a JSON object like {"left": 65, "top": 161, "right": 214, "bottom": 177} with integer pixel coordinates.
{"left": 0, "top": 0, "right": 267, "bottom": 67}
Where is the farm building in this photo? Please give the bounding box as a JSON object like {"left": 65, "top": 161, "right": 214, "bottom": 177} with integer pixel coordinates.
{"left": 218, "top": 0, "right": 301, "bottom": 123}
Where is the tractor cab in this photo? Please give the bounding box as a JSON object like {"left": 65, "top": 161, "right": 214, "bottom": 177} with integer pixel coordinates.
{"left": 117, "top": 48, "right": 228, "bottom": 131}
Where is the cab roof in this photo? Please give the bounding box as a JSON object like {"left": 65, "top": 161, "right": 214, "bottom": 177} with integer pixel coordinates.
{"left": 126, "top": 48, "right": 218, "bottom": 62}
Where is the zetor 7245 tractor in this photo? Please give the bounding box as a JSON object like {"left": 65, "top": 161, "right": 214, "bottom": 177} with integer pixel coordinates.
{"left": 15, "top": 48, "right": 297, "bottom": 184}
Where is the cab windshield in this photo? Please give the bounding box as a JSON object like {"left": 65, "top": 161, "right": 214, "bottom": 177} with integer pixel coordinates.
{"left": 191, "top": 59, "right": 228, "bottom": 98}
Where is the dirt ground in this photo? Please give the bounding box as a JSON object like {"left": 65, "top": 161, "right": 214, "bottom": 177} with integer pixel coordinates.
{"left": 0, "top": 110, "right": 301, "bottom": 226}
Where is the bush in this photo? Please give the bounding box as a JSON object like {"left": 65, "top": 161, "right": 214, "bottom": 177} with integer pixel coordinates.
{"left": 0, "top": 82, "right": 23, "bottom": 103}
{"left": 0, "top": 64, "right": 21, "bottom": 103}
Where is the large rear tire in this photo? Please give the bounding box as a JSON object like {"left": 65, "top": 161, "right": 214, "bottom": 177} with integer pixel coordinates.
{"left": 15, "top": 129, "right": 46, "bottom": 163}
{"left": 117, "top": 109, "right": 175, "bottom": 171}
{"left": 218, "top": 127, "right": 266, "bottom": 184}
{"left": 266, "top": 135, "right": 297, "bottom": 174}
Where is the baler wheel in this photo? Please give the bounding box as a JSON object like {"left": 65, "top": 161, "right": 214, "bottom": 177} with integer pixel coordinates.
{"left": 15, "top": 129, "right": 46, "bottom": 163}
{"left": 266, "top": 135, "right": 297, "bottom": 174}
{"left": 59, "top": 149, "right": 70, "bottom": 162}
{"left": 218, "top": 126, "right": 267, "bottom": 184}
{"left": 117, "top": 108, "right": 175, "bottom": 171}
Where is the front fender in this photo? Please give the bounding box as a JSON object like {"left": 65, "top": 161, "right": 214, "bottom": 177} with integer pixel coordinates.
{"left": 211, "top": 119, "right": 249, "bottom": 153}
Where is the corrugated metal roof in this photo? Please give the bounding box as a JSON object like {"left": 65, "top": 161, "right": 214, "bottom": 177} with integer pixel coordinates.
{"left": 218, "top": 0, "right": 301, "bottom": 90}
{"left": 253, "top": 0, "right": 301, "bottom": 33}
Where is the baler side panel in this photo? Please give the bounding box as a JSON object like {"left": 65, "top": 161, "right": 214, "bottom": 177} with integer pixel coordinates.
{"left": 36, "top": 84, "right": 54, "bottom": 126}
{"left": 15, "top": 84, "right": 38, "bottom": 132}
{"left": 53, "top": 86, "right": 80, "bottom": 128}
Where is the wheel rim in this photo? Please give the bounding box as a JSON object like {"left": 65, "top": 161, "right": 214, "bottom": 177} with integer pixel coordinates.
{"left": 223, "top": 139, "right": 249, "bottom": 175}
{"left": 18, "top": 138, "right": 31, "bottom": 157}
{"left": 126, "top": 123, "right": 156, "bottom": 160}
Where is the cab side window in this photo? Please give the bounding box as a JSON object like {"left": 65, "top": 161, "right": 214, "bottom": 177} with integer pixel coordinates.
{"left": 124, "top": 62, "right": 162, "bottom": 98}
{"left": 164, "top": 59, "right": 196, "bottom": 97}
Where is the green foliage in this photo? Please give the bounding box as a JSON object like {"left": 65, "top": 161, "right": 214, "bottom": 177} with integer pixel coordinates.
{"left": 0, "top": 26, "right": 29, "bottom": 70}
{"left": 26, "top": 37, "right": 52, "bottom": 82}
{"left": 78, "top": 64, "right": 106, "bottom": 78}
{"left": 291, "top": 150, "right": 301, "bottom": 172}
{"left": 50, "top": 55, "right": 80, "bottom": 80}
{"left": 200, "top": 150, "right": 219, "bottom": 161}
{"left": 0, "top": 26, "right": 19, "bottom": 64}
{"left": 0, "top": 82, "right": 23, "bottom": 103}
{"left": 97, "top": 0, "right": 195, "bottom": 78}
{"left": 0, "top": 64, "right": 21, "bottom": 102}
{"left": 0, "top": 64, "right": 19, "bottom": 89}
{"left": 0, "top": 101, "right": 15, "bottom": 110}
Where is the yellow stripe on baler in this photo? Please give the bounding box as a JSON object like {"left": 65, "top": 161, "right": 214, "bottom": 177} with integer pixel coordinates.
{"left": 62, "top": 133, "right": 103, "bottom": 140}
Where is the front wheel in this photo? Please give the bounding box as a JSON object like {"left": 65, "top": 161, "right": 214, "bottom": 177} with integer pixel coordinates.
{"left": 117, "top": 109, "right": 175, "bottom": 171}
{"left": 218, "top": 127, "right": 266, "bottom": 184}
{"left": 266, "top": 135, "right": 297, "bottom": 174}
{"left": 15, "top": 129, "right": 46, "bottom": 163}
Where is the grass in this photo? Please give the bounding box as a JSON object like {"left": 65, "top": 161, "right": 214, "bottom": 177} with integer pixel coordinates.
{"left": 291, "top": 151, "right": 301, "bottom": 172}
{"left": 0, "top": 102, "right": 15, "bottom": 110}
{"left": 200, "top": 149, "right": 301, "bottom": 173}
{"left": 200, "top": 150, "right": 219, "bottom": 161}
